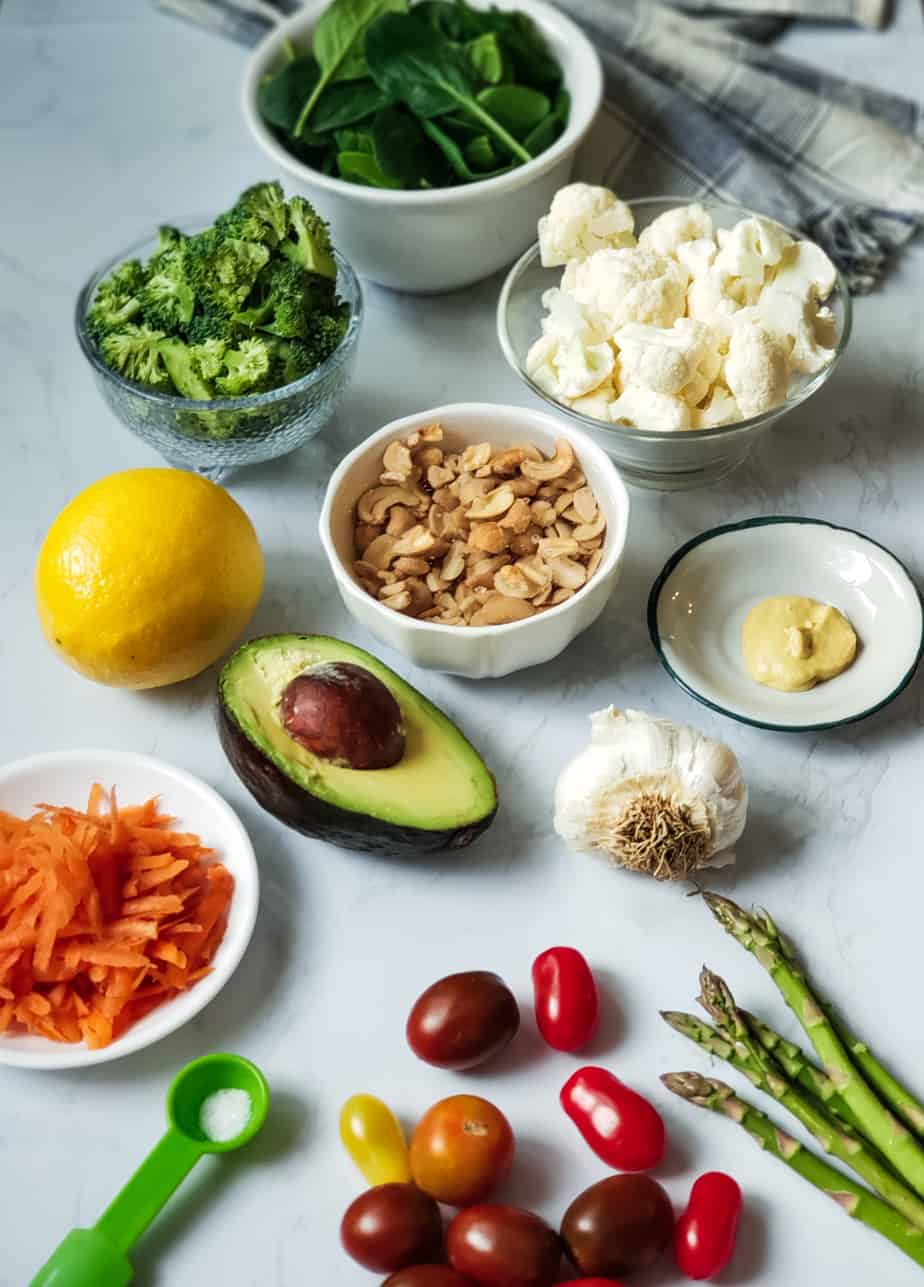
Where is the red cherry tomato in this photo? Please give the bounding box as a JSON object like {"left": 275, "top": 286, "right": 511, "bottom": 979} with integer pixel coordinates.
{"left": 560, "top": 1067, "right": 665, "bottom": 1171}
{"left": 674, "top": 1172, "right": 742, "bottom": 1281}
{"left": 531, "top": 947, "right": 599, "bottom": 1052}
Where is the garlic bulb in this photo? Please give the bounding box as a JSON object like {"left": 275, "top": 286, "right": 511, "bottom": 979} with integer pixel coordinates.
{"left": 554, "top": 708, "right": 748, "bottom": 881}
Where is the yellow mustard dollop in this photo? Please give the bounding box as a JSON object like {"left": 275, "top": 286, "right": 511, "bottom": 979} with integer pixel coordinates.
{"left": 742, "top": 595, "right": 857, "bottom": 692}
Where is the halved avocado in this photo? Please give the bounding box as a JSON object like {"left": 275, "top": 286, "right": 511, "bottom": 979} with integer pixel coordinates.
{"left": 218, "top": 634, "right": 498, "bottom": 856}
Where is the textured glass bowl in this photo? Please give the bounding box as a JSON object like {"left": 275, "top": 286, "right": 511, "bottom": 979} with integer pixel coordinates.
{"left": 75, "top": 217, "right": 363, "bottom": 481}
{"left": 497, "top": 197, "right": 852, "bottom": 491}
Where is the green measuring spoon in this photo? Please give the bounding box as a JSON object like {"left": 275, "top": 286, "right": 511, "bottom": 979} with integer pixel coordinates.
{"left": 31, "top": 1052, "right": 270, "bottom": 1286}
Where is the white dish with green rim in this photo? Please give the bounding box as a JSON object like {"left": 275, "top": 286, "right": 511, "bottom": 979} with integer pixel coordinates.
{"left": 648, "top": 517, "right": 923, "bottom": 732}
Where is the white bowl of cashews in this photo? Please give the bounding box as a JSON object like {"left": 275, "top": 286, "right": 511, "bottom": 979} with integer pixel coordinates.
{"left": 319, "top": 403, "right": 630, "bottom": 678}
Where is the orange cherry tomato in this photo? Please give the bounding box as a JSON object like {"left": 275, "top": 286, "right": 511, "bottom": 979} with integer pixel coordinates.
{"left": 410, "top": 1094, "right": 515, "bottom": 1206}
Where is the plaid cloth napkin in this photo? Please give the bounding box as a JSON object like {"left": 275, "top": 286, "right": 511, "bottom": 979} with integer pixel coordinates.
{"left": 158, "top": 0, "right": 923, "bottom": 291}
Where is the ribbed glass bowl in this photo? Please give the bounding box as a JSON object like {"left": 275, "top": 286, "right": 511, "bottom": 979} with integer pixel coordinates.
{"left": 75, "top": 217, "right": 363, "bottom": 481}
{"left": 497, "top": 197, "right": 852, "bottom": 491}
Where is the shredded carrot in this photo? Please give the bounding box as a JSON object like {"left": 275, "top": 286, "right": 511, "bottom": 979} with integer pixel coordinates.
{"left": 0, "top": 786, "right": 234, "bottom": 1050}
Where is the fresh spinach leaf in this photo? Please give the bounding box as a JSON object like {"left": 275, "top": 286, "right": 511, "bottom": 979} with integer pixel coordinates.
{"left": 414, "top": 0, "right": 483, "bottom": 41}
{"left": 437, "top": 113, "right": 484, "bottom": 142}
{"left": 464, "top": 134, "right": 499, "bottom": 170}
{"left": 366, "top": 13, "right": 531, "bottom": 162}
{"left": 335, "top": 127, "right": 375, "bottom": 152}
{"left": 465, "top": 32, "right": 505, "bottom": 84}
{"left": 497, "top": 12, "right": 562, "bottom": 89}
{"left": 294, "top": 0, "right": 407, "bottom": 138}
{"left": 337, "top": 150, "right": 403, "bottom": 187}
{"left": 522, "top": 108, "right": 563, "bottom": 157}
{"left": 312, "top": 78, "right": 391, "bottom": 131}
{"left": 373, "top": 104, "right": 441, "bottom": 186}
{"left": 476, "top": 85, "right": 550, "bottom": 139}
{"left": 421, "top": 119, "right": 512, "bottom": 183}
{"left": 258, "top": 55, "right": 321, "bottom": 132}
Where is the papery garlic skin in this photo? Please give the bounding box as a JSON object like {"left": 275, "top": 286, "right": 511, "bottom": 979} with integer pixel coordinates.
{"left": 554, "top": 708, "right": 748, "bottom": 880}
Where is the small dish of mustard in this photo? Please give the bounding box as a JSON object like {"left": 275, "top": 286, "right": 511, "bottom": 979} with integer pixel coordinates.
{"left": 648, "top": 517, "right": 923, "bottom": 732}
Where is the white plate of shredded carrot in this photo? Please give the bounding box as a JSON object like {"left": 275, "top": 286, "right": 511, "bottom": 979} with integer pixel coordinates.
{"left": 0, "top": 749, "right": 258, "bottom": 1069}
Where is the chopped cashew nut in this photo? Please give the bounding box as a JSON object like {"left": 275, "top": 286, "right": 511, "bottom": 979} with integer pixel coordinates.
{"left": 357, "top": 485, "right": 424, "bottom": 525}
{"left": 521, "top": 439, "right": 574, "bottom": 481}
{"left": 466, "top": 485, "right": 516, "bottom": 520}
{"left": 471, "top": 594, "right": 536, "bottom": 626}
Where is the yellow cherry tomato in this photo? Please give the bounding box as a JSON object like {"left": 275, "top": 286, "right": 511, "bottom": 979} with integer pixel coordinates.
{"left": 340, "top": 1094, "right": 412, "bottom": 1185}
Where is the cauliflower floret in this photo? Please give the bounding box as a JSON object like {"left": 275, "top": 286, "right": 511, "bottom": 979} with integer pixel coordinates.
{"left": 723, "top": 321, "right": 790, "bottom": 418}
{"left": 613, "top": 317, "right": 718, "bottom": 406}
{"left": 568, "top": 248, "right": 688, "bottom": 334}
{"left": 609, "top": 384, "right": 693, "bottom": 432}
{"left": 526, "top": 332, "right": 616, "bottom": 401}
{"left": 675, "top": 236, "right": 717, "bottom": 280}
{"left": 538, "top": 183, "right": 636, "bottom": 268}
{"left": 638, "top": 203, "right": 714, "bottom": 258}
{"left": 687, "top": 270, "right": 740, "bottom": 341}
{"left": 693, "top": 384, "right": 741, "bottom": 429}
{"left": 744, "top": 288, "right": 836, "bottom": 375}
{"left": 539, "top": 287, "right": 607, "bottom": 345}
{"left": 713, "top": 217, "right": 793, "bottom": 304}
{"left": 767, "top": 240, "right": 837, "bottom": 300}
{"left": 568, "top": 378, "right": 618, "bottom": 422}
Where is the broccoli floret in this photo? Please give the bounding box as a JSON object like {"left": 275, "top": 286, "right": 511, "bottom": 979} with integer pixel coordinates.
{"left": 150, "top": 225, "right": 187, "bottom": 270}
{"left": 269, "top": 307, "right": 348, "bottom": 384}
{"left": 87, "top": 258, "right": 147, "bottom": 339}
{"left": 192, "top": 338, "right": 227, "bottom": 382}
{"left": 303, "top": 307, "right": 349, "bottom": 366}
{"left": 182, "top": 229, "right": 270, "bottom": 315}
{"left": 140, "top": 271, "right": 195, "bottom": 331}
{"left": 100, "top": 324, "right": 169, "bottom": 388}
{"left": 158, "top": 337, "right": 216, "bottom": 399}
{"left": 185, "top": 309, "right": 230, "bottom": 345}
{"left": 280, "top": 197, "right": 336, "bottom": 280}
{"left": 226, "top": 181, "right": 289, "bottom": 247}
{"left": 215, "top": 337, "right": 273, "bottom": 396}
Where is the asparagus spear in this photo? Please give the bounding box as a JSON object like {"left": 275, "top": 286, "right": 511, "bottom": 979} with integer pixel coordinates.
{"left": 757, "top": 899, "right": 924, "bottom": 1139}
{"left": 660, "top": 990, "right": 924, "bottom": 1230}
{"left": 703, "top": 892, "right": 924, "bottom": 1200}
{"left": 824, "top": 1005, "right": 924, "bottom": 1141}
{"left": 661, "top": 1072, "right": 924, "bottom": 1271}
{"left": 741, "top": 1009, "right": 862, "bottom": 1132}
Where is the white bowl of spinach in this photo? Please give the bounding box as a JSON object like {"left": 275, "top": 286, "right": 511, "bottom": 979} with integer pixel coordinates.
{"left": 242, "top": 0, "right": 603, "bottom": 292}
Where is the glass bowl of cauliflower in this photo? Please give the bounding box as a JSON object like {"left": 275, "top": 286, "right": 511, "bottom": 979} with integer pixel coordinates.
{"left": 497, "top": 187, "right": 851, "bottom": 490}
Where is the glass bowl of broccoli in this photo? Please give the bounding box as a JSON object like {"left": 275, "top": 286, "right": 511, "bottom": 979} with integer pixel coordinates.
{"left": 75, "top": 183, "right": 363, "bottom": 480}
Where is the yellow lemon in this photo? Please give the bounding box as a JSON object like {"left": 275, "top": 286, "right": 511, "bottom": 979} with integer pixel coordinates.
{"left": 36, "top": 469, "right": 264, "bottom": 689}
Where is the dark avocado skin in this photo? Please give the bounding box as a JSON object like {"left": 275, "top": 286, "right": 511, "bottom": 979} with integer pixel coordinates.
{"left": 217, "top": 700, "right": 498, "bottom": 859}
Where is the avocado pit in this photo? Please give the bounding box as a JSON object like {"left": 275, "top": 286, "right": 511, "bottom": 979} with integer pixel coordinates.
{"left": 280, "top": 661, "right": 405, "bottom": 770}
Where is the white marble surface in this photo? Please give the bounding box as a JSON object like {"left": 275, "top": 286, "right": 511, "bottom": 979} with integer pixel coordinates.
{"left": 2, "top": 2, "right": 923, "bottom": 1284}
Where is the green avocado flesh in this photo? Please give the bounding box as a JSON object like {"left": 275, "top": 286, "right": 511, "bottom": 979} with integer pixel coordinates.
{"left": 220, "top": 635, "right": 497, "bottom": 833}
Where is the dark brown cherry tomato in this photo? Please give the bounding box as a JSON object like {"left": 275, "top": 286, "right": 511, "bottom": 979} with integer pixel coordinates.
{"left": 447, "top": 1205, "right": 562, "bottom": 1287}
{"left": 341, "top": 1183, "right": 443, "bottom": 1273}
{"left": 382, "top": 1269, "right": 477, "bottom": 1287}
{"left": 407, "top": 971, "right": 520, "bottom": 1070}
{"left": 532, "top": 946, "right": 599, "bottom": 1052}
{"left": 560, "top": 1067, "right": 665, "bottom": 1171}
{"left": 674, "top": 1172, "right": 742, "bottom": 1280}
{"left": 568, "top": 1281, "right": 627, "bottom": 1286}
{"left": 411, "top": 1095, "right": 515, "bottom": 1206}
{"left": 561, "top": 1174, "right": 673, "bottom": 1277}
